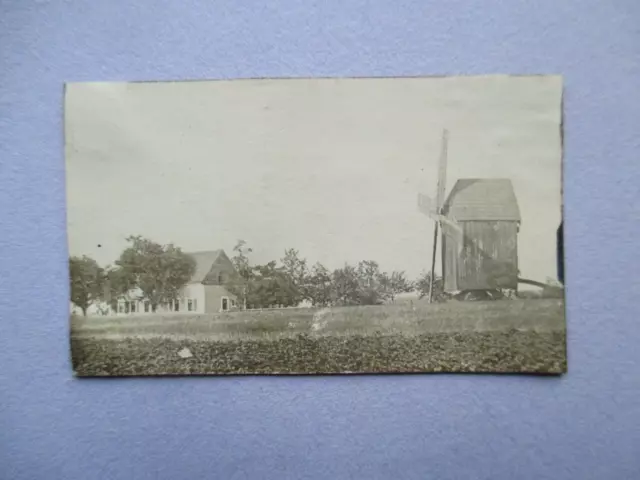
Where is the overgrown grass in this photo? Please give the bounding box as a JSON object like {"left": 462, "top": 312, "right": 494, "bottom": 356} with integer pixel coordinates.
{"left": 71, "top": 299, "right": 564, "bottom": 338}
{"left": 70, "top": 299, "right": 567, "bottom": 375}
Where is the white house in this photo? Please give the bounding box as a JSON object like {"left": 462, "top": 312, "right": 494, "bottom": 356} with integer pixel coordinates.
{"left": 73, "top": 250, "right": 238, "bottom": 317}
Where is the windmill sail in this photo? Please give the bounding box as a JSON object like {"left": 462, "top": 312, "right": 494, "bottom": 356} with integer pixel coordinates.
{"left": 429, "top": 129, "right": 449, "bottom": 303}
{"left": 435, "top": 129, "right": 449, "bottom": 213}
{"left": 417, "top": 193, "right": 433, "bottom": 216}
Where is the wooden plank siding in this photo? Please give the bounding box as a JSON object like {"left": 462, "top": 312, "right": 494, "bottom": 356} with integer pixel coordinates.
{"left": 442, "top": 221, "right": 518, "bottom": 292}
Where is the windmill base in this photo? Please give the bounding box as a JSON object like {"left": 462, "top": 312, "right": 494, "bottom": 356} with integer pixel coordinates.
{"left": 450, "top": 289, "right": 515, "bottom": 302}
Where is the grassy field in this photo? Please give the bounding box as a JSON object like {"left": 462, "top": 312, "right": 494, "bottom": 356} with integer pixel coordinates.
{"left": 70, "top": 299, "right": 567, "bottom": 376}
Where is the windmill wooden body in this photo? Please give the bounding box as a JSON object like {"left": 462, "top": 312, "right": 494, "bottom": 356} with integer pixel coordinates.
{"left": 440, "top": 178, "right": 521, "bottom": 292}
{"left": 418, "top": 131, "right": 521, "bottom": 300}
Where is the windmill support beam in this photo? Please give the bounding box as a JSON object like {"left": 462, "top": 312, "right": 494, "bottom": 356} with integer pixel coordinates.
{"left": 428, "top": 221, "right": 439, "bottom": 303}
{"left": 517, "top": 278, "right": 549, "bottom": 289}
{"left": 429, "top": 129, "right": 449, "bottom": 303}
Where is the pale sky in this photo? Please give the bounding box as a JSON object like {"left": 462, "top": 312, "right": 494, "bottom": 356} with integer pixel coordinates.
{"left": 65, "top": 75, "right": 562, "bottom": 282}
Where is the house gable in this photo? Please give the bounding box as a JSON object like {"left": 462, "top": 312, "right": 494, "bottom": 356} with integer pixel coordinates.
{"left": 201, "top": 250, "right": 237, "bottom": 285}
{"left": 185, "top": 249, "right": 237, "bottom": 286}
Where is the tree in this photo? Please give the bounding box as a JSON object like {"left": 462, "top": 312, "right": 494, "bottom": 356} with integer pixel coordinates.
{"left": 115, "top": 236, "right": 196, "bottom": 312}
{"left": 280, "top": 248, "right": 308, "bottom": 305}
{"left": 328, "top": 261, "right": 396, "bottom": 306}
{"left": 331, "top": 264, "right": 361, "bottom": 306}
{"left": 355, "top": 260, "right": 388, "bottom": 305}
{"left": 231, "top": 240, "right": 252, "bottom": 277}
{"left": 69, "top": 255, "right": 104, "bottom": 316}
{"left": 382, "top": 271, "right": 414, "bottom": 303}
{"left": 415, "top": 271, "right": 446, "bottom": 302}
{"left": 226, "top": 241, "right": 303, "bottom": 309}
{"left": 227, "top": 239, "right": 253, "bottom": 309}
{"left": 102, "top": 265, "right": 135, "bottom": 312}
{"left": 306, "top": 262, "right": 333, "bottom": 307}
{"left": 246, "top": 261, "right": 299, "bottom": 309}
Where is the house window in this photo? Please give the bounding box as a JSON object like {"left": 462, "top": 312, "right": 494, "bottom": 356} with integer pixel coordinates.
{"left": 130, "top": 302, "right": 136, "bottom": 313}
{"left": 231, "top": 299, "right": 236, "bottom": 308}
{"left": 144, "top": 301, "right": 150, "bottom": 313}
{"left": 118, "top": 303, "right": 124, "bottom": 314}
{"left": 174, "top": 300, "right": 180, "bottom": 312}
{"left": 221, "top": 297, "right": 228, "bottom": 311}
{"left": 218, "top": 273, "right": 223, "bottom": 284}
{"left": 187, "top": 299, "right": 193, "bottom": 311}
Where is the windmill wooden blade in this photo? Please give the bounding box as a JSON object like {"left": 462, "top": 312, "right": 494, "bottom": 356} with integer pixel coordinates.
{"left": 436, "top": 214, "right": 462, "bottom": 234}
{"left": 435, "top": 129, "right": 449, "bottom": 213}
{"left": 417, "top": 193, "right": 434, "bottom": 217}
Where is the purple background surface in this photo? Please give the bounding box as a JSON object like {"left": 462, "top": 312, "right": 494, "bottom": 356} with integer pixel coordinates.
{"left": 1, "top": 1, "right": 639, "bottom": 479}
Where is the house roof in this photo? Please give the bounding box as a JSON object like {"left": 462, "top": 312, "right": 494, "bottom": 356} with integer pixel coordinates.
{"left": 443, "top": 178, "right": 521, "bottom": 221}
{"left": 185, "top": 250, "right": 224, "bottom": 284}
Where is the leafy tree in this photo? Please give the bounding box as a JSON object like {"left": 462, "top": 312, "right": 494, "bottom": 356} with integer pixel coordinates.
{"left": 280, "top": 248, "right": 308, "bottom": 305}
{"left": 331, "top": 264, "right": 361, "bottom": 306}
{"left": 227, "top": 242, "right": 303, "bottom": 309}
{"left": 231, "top": 240, "right": 252, "bottom": 277}
{"left": 382, "top": 271, "right": 414, "bottom": 303}
{"left": 355, "top": 260, "right": 388, "bottom": 305}
{"left": 102, "top": 266, "right": 135, "bottom": 312}
{"left": 115, "top": 236, "right": 196, "bottom": 312}
{"left": 306, "top": 262, "right": 333, "bottom": 307}
{"left": 69, "top": 255, "right": 104, "bottom": 316}
{"left": 227, "top": 239, "right": 254, "bottom": 309}
{"left": 415, "top": 271, "right": 446, "bottom": 302}
{"left": 246, "top": 261, "right": 298, "bottom": 309}
{"left": 328, "top": 261, "right": 398, "bottom": 306}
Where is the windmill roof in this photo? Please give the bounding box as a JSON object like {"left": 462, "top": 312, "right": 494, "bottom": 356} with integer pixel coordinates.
{"left": 184, "top": 250, "right": 224, "bottom": 283}
{"left": 443, "top": 179, "right": 521, "bottom": 221}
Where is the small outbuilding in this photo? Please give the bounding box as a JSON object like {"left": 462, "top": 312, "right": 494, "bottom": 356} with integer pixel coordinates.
{"left": 440, "top": 178, "right": 521, "bottom": 293}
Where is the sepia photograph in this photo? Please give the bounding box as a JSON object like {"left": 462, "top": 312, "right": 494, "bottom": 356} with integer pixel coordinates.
{"left": 66, "top": 75, "right": 566, "bottom": 376}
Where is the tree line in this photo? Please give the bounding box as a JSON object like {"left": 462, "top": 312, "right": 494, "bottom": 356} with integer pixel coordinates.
{"left": 214, "top": 240, "right": 445, "bottom": 310}
{"left": 69, "top": 236, "right": 444, "bottom": 316}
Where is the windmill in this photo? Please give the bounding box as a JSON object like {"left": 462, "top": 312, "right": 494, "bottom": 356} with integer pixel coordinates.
{"left": 417, "top": 129, "right": 462, "bottom": 302}
{"left": 419, "top": 131, "right": 523, "bottom": 299}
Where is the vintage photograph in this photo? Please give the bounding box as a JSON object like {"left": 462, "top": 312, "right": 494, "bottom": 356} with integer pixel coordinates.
{"left": 66, "top": 75, "right": 566, "bottom": 376}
